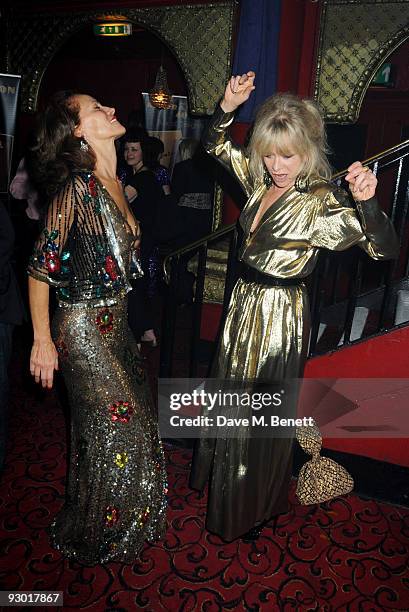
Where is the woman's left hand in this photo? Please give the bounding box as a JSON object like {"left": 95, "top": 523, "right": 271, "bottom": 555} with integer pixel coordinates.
{"left": 345, "top": 161, "right": 377, "bottom": 201}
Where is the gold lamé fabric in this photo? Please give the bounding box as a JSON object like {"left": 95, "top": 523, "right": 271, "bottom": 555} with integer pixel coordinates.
{"left": 28, "top": 175, "right": 167, "bottom": 564}
{"left": 190, "top": 105, "right": 398, "bottom": 541}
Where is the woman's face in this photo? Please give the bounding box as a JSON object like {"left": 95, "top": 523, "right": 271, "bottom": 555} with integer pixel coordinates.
{"left": 263, "top": 149, "right": 305, "bottom": 190}
{"left": 74, "top": 94, "right": 125, "bottom": 142}
{"left": 124, "top": 142, "right": 143, "bottom": 168}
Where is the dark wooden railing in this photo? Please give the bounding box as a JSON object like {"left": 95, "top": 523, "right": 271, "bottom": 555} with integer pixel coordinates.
{"left": 160, "top": 139, "right": 409, "bottom": 377}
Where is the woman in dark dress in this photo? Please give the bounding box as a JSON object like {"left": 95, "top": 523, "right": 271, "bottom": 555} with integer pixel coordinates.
{"left": 122, "top": 131, "right": 163, "bottom": 346}
{"left": 190, "top": 71, "right": 398, "bottom": 542}
{"left": 28, "top": 92, "right": 167, "bottom": 564}
{"left": 144, "top": 136, "right": 172, "bottom": 196}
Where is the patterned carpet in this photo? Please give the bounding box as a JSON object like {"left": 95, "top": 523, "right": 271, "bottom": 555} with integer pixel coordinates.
{"left": 1, "top": 356, "right": 409, "bottom": 611}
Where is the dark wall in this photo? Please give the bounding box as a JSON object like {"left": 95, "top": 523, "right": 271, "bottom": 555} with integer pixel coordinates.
{"left": 15, "top": 25, "right": 187, "bottom": 160}
{"left": 326, "top": 39, "right": 409, "bottom": 173}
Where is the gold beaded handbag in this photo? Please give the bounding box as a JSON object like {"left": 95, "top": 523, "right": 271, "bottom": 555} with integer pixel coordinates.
{"left": 295, "top": 419, "right": 354, "bottom": 505}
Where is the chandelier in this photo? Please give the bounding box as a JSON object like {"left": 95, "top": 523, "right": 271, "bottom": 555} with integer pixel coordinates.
{"left": 149, "top": 65, "right": 172, "bottom": 110}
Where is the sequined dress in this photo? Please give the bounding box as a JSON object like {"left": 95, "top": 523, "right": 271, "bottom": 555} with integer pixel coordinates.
{"left": 28, "top": 173, "right": 167, "bottom": 564}
{"left": 190, "top": 105, "right": 398, "bottom": 541}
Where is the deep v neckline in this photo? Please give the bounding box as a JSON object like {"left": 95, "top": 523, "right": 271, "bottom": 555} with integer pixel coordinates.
{"left": 249, "top": 185, "right": 294, "bottom": 235}
{"left": 94, "top": 175, "right": 138, "bottom": 239}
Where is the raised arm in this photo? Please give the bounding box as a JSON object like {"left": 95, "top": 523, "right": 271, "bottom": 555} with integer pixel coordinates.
{"left": 202, "top": 71, "right": 256, "bottom": 196}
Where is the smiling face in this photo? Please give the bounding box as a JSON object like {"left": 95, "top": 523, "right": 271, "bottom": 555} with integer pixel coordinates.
{"left": 124, "top": 142, "right": 143, "bottom": 169}
{"left": 263, "top": 149, "right": 305, "bottom": 190}
{"left": 73, "top": 94, "right": 125, "bottom": 143}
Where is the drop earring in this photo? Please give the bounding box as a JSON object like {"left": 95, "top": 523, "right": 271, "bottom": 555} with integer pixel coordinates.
{"left": 80, "top": 138, "right": 89, "bottom": 152}
{"left": 295, "top": 174, "right": 310, "bottom": 193}
{"left": 263, "top": 166, "right": 273, "bottom": 189}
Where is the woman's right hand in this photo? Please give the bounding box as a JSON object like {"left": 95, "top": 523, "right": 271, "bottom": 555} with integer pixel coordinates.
{"left": 220, "top": 71, "right": 256, "bottom": 113}
{"left": 30, "top": 339, "right": 59, "bottom": 389}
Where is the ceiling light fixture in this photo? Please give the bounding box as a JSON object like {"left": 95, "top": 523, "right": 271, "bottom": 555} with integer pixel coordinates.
{"left": 149, "top": 65, "right": 172, "bottom": 110}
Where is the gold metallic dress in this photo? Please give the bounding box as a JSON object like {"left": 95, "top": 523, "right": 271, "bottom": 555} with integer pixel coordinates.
{"left": 28, "top": 173, "right": 167, "bottom": 564}
{"left": 190, "top": 105, "right": 398, "bottom": 541}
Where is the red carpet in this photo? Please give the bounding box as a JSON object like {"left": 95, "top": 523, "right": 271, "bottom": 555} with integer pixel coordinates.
{"left": 1, "top": 361, "right": 409, "bottom": 610}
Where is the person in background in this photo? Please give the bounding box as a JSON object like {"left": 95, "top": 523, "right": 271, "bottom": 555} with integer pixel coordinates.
{"left": 122, "top": 130, "right": 163, "bottom": 346}
{"left": 171, "top": 138, "right": 214, "bottom": 245}
{"left": 9, "top": 157, "right": 41, "bottom": 221}
{"left": 9, "top": 156, "right": 44, "bottom": 302}
{"left": 0, "top": 201, "right": 25, "bottom": 472}
{"left": 144, "top": 136, "right": 171, "bottom": 196}
{"left": 165, "top": 137, "right": 215, "bottom": 305}
{"left": 190, "top": 71, "right": 398, "bottom": 542}
{"left": 27, "top": 91, "right": 167, "bottom": 564}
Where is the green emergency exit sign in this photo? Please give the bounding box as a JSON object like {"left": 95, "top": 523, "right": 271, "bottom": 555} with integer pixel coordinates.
{"left": 93, "top": 22, "right": 132, "bottom": 37}
{"left": 372, "top": 63, "right": 393, "bottom": 86}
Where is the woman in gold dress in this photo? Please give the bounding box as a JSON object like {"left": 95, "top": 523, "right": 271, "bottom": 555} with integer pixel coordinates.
{"left": 190, "top": 71, "right": 398, "bottom": 541}
{"left": 27, "top": 92, "right": 167, "bottom": 564}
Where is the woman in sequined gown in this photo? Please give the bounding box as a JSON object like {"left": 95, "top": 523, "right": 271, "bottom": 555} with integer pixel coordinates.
{"left": 190, "top": 72, "right": 399, "bottom": 541}
{"left": 27, "top": 92, "right": 167, "bottom": 565}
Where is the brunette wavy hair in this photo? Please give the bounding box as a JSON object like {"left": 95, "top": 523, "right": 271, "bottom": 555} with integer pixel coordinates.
{"left": 26, "top": 90, "right": 96, "bottom": 199}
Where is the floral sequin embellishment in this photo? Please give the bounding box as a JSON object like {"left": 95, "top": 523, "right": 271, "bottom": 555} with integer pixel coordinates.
{"left": 105, "top": 255, "right": 118, "bottom": 281}
{"left": 134, "top": 506, "right": 150, "bottom": 528}
{"left": 115, "top": 452, "right": 128, "bottom": 469}
{"left": 40, "top": 229, "right": 61, "bottom": 273}
{"left": 89, "top": 176, "right": 97, "bottom": 197}
{"left": 96, "top": 308, "right": 114, "bottom": 334}
{"left": 30, "top": 228, "right": 71, "bottom": 283}
{"left": 109, "top": 401, "right": 133, "bottom": 423}
{"left": 105, "top": 506, "right": 119, "bottom": 527}
{"left": 94, "top": 244, "right": 121, "bottom": 290}
{"left": 45, "top": 252, "right": 61, "bottom": 274}
{"left": 84, "top": 174, "right": 102, "bottom": 213}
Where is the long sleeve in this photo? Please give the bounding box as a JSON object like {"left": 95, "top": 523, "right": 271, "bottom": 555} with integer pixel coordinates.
{"left": 28, "top": 179, "right": 77, "bottom": 287}
{"left": 310, "top": 187, "right": 399, "bottom": 261}
{"left": 202, "top": 103, "right": 253, "bottom": 197}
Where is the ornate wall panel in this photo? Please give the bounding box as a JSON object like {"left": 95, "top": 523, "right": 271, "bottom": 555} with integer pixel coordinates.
{"left": 6, "top": 2, "right": 235, "bottom": 115}
{"left": 314, "top": 0, "right": 409, "bottom": 123}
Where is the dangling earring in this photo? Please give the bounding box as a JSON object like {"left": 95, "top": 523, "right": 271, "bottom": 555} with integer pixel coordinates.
{"left": 263, "top": 166, "right": 273, "bottom": 189}
{"left": 295, "top": 174, "right": 310, "bottom": 193}
{"left": 80, "top": 138, "right": 89, "bottom": 152}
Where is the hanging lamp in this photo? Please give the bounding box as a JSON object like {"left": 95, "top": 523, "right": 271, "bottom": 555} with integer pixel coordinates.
{"left": 149, "top": 65, "right": 172, "bottom": 110}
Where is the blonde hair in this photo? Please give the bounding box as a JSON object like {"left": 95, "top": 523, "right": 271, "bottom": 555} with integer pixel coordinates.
{"left": 248, "top": 93, "right": 332, "bottom": 186}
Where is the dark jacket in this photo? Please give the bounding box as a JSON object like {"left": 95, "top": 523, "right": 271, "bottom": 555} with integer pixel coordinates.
{"left": 0, "top": 202, "right": 25, "bottom": 325}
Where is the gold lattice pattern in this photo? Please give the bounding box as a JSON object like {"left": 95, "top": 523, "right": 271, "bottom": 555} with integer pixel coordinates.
{"left": 315, "top": 0, "right": 409, "bottom": 123}
{"left": 6, "top": 3, "right": 235, "bottom": 115}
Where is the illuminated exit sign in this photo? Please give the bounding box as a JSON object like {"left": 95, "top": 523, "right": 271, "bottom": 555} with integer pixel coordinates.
{"left": 372, "top": 63, "right": 393, "bottom": 86}
{"left": 93, "top": 22, "right": 132, "bottom": 37}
